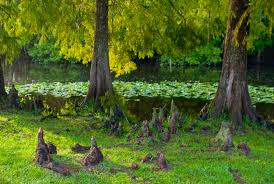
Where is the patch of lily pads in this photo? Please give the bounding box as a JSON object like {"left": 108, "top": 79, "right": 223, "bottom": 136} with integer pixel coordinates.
{"left": 6, "top": 81, "right": 274, "bottom": 104}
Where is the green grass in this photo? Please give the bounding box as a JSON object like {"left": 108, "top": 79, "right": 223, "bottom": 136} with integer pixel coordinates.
{"left": 0, "top": 110, "right": 273, "bottom": 184}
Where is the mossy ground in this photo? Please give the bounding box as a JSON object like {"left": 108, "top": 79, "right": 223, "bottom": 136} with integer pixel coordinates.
{"left": 0, "top": 110, "right": 273, "bottom": 184}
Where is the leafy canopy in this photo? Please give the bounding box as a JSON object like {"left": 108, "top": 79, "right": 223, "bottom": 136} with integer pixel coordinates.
{"left": 0, "top": 0, "right": 273, "bottom": 74}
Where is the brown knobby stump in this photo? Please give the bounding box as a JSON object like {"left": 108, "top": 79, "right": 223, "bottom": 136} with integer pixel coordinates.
{"left": 156, "top": 152, "right": 168, "bottom": 170}
{"left": 35, "top": 128, "right": 71, "bottom": 175}
{"left": 129, "top": 163, "right": 139, "bottom": 170}
{"left": 105, "top": 103, "right": 124, "bottom": 135}
{"left": 47, "top": 142, "right": 57, "bottom": 154}
{"left": 159, "top": 107, "right": 165, "bottom": 123}
{"left": 162, "top": 130, "right": 171, "bottom": 142}
{"left": 139, "top": 120, "right": 152, "bottom": 139}
{"left": 210, "top": 122, "right": 233, "bottom": 151}
{"left": 169, "top": 112, "right": 179, "bottom": 134}
{"left": 151, "top": 108, "right": 162, "bottom": 132}
{"left": 35, "top": 128, "right": 52, "bottom": 165}
{"left": 199, "top": 103, "right": 209, "bottom": 120}
{"left": 142, "top": 153, "right": 155, "bottom": 164}
{"left": 237, "top": 142, "right": 250, "bottom": 155}
{"left": 170, "top": 100, "right": 178, "bottom": 115}
{"left": 80, "top": 137, "right": 103, "bottom": 166}
{"left": 71, "top": 143, "right": 91, "bottom": 153}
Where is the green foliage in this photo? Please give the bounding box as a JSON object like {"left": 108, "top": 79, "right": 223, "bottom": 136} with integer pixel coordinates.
{"left": 186, "top": 43, "right": 222, "bottom": 65}
{"left": 11, "top": 0, "right": 229, "bottom": 75}
{"left": 59, "top": 101, "right": 77, "bottom": 116}
{"left": 2, "top": 0, "right": 273, "bottom": 72}
{"left": 113, "top": 81, "right": 274, "bottom": 104}
{"left": 99, "top": 91, "right": 128, "bottom": 115}
{"left": 0, "top": 1, "right": 30, "bottom": 62}
{"left": 7, "top": 81, "right": 274, "bottom": 104}
{"left": 28, "top": 41, "right": 63, "bottom": 63}
{"left": 248, "top": 33, "right": 274, "bottom": 55}
{"left": 160, "top": 42, "right": 222, "bottom": 66}
{"left": 247, "top": 0, "right": 274, "bottom": 49}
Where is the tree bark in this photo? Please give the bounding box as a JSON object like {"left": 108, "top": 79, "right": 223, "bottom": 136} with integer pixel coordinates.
{"left": 85, "top": 0, "right": 112, "bottom": 102}
{"left": 211, "top": 0, "right": 262, "bottom": 126}
{"left": 0, "top": 57, "right": 7, "bottom": 97}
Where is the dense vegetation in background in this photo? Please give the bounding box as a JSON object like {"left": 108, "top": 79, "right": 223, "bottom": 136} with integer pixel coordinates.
{"left": 2, "top": 0, "right": 271, "bottom": 69}
{"left": 248, "top": 33, "right": 274, "bottom": 56}
{"left": 2, "top": 0, "right": 273, "bottom": 68}
{"left": 160, "top": 38, "right": 223, "bottom": 66}
{"left": 1, "top": 0, "right": 273, "bottom": 72}
{"left": 28, "top": 41, "right": 63, "bottom": 64}
{"left": 23, "top": 33, "right": 274, "bottom": 67}
{"left": 2, "top": 0, "right": 228, "bottom": 72}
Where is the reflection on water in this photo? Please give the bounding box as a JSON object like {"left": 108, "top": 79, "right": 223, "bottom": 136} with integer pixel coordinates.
{"left": 20, "top": 94, "right": 274, "bottom": 120}
{"left": 118, "top": 64, "right": 274, "bottom": 86}
{"left": 3, "top": 60, "right": 90, "bottom": 85}
{"left": 126, "top": 97, "right": 274, "bottom": 120}
{"left": 3, "top": 60, "right": 274, "bottom": 86}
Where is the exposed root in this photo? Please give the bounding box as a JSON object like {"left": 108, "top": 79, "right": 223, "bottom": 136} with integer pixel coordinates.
{"left": 237, "top": 142, "right": 250, "bottom": 156}
{"left": 210, "top": 122, "right": 233, "bottom": 151}
{"left": 80, "top": 137, "right": 103, "bottom": 166}
{"left": 169, "top": 112, "right": 179, "bottom": 134}
{"left": 35, "top": 128, "right": 71, "bottom": 175}
{"left": 155, "top": 152, "right": 169, "bottom": 170}
{"left": 151, "top": 108, "right": 162, "bottom": 132}
{"left": 71, "top": 143, "right": 91, "bottom": 153}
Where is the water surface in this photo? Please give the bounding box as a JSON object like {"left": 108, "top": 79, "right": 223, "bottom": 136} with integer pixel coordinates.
{"left": 3, "top": 60, "right": 274, "bottom": 120}
{"left": 3, "top": 60, "right": 274, "bottom": 86}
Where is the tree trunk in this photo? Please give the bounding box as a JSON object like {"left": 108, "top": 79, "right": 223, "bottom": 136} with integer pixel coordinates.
{"left": 211, "top": 0, "right": 262, "bottom": 126}
{"left": 0, "top": 57, "right": 7, "bottom": 97}
{"left": 85, "top": 0, "right": 112, "bottom": 102}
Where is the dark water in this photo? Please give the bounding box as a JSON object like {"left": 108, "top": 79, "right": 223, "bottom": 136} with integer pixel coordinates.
{"left": 3, "top": 60, "right": 274, "bottom": 120}
{"left": 126, "top": 97, "right": 274, "bottom": 120}
{"left": 3, "top": 60, "right": 274, "bottom": 87}
{"left": 3, "top": 60, "right": 90, "bottom": 85}
{"left": 118, "top": 64, "right": 274, "bottom": 86}
{"left": 20, "top": 95, "right": 274, "bottom": 121}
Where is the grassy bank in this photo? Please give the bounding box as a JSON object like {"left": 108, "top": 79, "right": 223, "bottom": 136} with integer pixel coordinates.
{"left": 0, "top": 110, "right": 273, "bottom": 183}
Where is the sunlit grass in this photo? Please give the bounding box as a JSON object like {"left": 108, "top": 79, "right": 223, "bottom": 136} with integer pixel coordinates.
{"left": 0, "top": 110, "right": 273, "bottom": 183}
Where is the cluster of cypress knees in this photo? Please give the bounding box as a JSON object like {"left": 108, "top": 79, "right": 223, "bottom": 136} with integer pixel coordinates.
{"left": 136, "top": 100, "right": 183, "bottom": 143}
{"left": 35, "top": 100, "right": 251, "bottom": 176}
{"left": 35, "top": 128, "right": 169, "bottom": 176}
{"left": 34, "top": 100, "right": 181, "bottom": 175}
{"left": 35, "top": 128, "right": 104, "bottom": 175}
